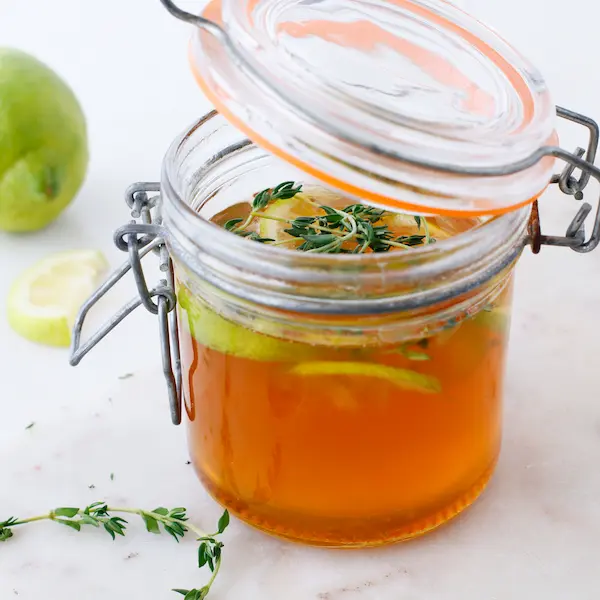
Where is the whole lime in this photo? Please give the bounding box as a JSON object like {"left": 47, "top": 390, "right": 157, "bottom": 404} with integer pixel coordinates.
{"left": 0, "top": 49, "right": 88, "bottom": 232}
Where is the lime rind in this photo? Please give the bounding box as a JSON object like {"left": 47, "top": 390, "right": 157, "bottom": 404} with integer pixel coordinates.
{"left": 0, "top": 49, "right": 88, "bottom": 232}
{"left": 7, "top": 250, "right": 108, "bottom": 347}
{"left": 474, "top": 305, "right": 510, "bottom": 334}
{"left": 288, "top": 361, "right": 441, "bottom": 394}
{"left": 177, "top": 286, "right": 323, "bottom": 362}
{"left": 257, "top": 192, "right": 320, "bottom": 242}
{"left": 179, "top": 289, "right": 442, "bottom": 393}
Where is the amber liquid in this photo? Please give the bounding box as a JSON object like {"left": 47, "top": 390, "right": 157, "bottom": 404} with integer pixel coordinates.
{"left": 179, "top": 285, "right": 511, "bottom": 546}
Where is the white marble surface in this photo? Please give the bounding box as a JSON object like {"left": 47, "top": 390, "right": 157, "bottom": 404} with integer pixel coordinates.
{"left": 1, "top": 0, "right": 600, "bottom": 598}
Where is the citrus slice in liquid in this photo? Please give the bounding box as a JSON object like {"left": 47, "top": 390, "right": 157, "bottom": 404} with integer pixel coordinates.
{"left": 258, "top": 187, "right": 448, "bottom": 247}
{"left": 475, "top": 304, "right": 511, "bottom": 334}
{"left": 289, "top": 361, "right": 441, "bottom": 393}
{"left": 177, "top": 286, "right": 327, "bottom": 362}
{"left": 257, "top": 189, "right": 339, "bottom": 243}
{"left": 383, "top": 213, "right": 448, "bottom": 242}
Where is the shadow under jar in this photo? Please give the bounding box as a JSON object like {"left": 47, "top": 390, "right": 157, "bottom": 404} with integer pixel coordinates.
{"left": 161, "top": 112, "right": 527, "bottom": 547}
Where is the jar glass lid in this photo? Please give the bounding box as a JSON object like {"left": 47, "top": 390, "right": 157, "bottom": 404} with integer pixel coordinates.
{"left": 189, "top": 0, "right": 556, "bottom": 216}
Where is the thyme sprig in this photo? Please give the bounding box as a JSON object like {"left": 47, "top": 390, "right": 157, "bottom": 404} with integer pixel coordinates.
{"left": 252, "top": 181, "right": 303, "bottom": 211}
{"left": 225, "top": 181, "right": 303, "bottom": 236}
{"left": 0, "top": 503, "right": 229, "bottom": 599}
{"left": 226, "top": 182, "right": 436, "bottom": 254}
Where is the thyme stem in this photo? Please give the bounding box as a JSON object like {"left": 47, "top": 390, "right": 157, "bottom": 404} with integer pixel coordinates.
{"left": 228, "top": 182, "right": 438, "bottom": 254}
{"left": 0, "top": 503, "right": 230, "bottom": 599}
{"left": 7, "top": 514, "right": 52, "bottom": 527}
{"left": 108, "top": 507, "right": 208, "bottom": 538}
{"left": 423, "top": 217, "right": 432, "bottom": 244}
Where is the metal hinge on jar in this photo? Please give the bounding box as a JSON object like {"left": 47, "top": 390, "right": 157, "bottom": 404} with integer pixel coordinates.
{"left": 69, "top": 107, "right": 600, "bottom": 426}
{"left": 527, "top": 107, "right": 600, "bottom": 254}
{"left": 69, "top": 183, "right": 183, "bottom": 425}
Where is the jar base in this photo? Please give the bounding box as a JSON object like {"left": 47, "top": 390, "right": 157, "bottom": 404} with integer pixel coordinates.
{"left": 196, "top": 461, "right": 497, "bottom": 548}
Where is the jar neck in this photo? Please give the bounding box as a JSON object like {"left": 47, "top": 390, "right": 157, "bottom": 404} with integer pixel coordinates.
{"left": 161, "top": 113, "right": 528, "bottom": 315}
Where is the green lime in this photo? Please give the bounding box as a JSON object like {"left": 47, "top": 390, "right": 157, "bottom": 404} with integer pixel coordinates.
{"left": 177, "top": 287, "right": 443, "bottom": 392}
{"left": 7, "top": 250, "right": 108, "bottom": 347}
{"left": 258, "top": 191, "right": 322, "bottom": 244}
{"left": 474, "top": 304, "right": 511, "bottom": 334}
{"left": 0, "top": 48, "right": 88, "bottom": 232}
{"left": 288, "top": 361, "right": 442, "bottom": 393}
{"left": 177, "top": 286, "right": 327, "bottom": 362}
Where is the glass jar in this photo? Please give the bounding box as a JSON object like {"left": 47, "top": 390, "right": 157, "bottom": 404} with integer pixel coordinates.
{"left": 72, "top": 0, "right": 600, "bottom": 549}
{"left": 162, "top": 111, "right": 527, "bottom": 546}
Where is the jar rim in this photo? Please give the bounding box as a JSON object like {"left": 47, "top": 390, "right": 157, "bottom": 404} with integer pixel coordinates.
{"left": 163, "top": 112, "right": 528, "bottom": 267}
{"left": 160, "top": 112, "right": 529, "bottom": 316}
{"left": 163, "top": 110, "right": 523, "bottom": 264}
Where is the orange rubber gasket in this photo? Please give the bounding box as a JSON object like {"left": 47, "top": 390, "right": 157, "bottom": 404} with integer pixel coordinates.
{"left": 189, "top": 0, "right": 552, "bottom": 217}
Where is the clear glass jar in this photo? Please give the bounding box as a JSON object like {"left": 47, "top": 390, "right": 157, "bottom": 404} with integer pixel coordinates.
{"left": 160, "top": 111, "right": 528, "bottom": 547}
{"left": 72, "top": 0, "right": 600, "bottom": 551}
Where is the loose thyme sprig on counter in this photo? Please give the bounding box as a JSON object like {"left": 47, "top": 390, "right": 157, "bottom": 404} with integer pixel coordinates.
{"left": 0, "top": 502, "right": 229, "bottom": 599}
{"left": 224, "top": 181, "right": 436, "bottom": 253}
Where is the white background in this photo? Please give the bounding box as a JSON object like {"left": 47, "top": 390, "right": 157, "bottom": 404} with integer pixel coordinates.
{"left": 0, "top": 0, "right": 209, "bottom": 437}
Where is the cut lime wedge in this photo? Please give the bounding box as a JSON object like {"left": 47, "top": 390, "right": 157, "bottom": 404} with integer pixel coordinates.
{"left": 7, "top": 250, "right": 108, "bottom": 347}
{"left": 257, "top": 187, "right": 449, "bottom": 249}
{"left": 258, "top": 191, "right": 324, "bottom": 244}
{"left": 475, "top": 305, "right": 511, "bottom": 334}
{"left": 289, "top": 361, "right": 442, "bottom": 393}
{"left": 177, "top": 286, "right": 326, "bottom": 362}
{"left": 383, "top": 213, "right": 448, "bottom": 241}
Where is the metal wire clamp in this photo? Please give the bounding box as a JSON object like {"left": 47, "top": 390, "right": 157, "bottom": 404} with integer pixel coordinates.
{"left": 69, "top": 183, "right": 182, "bottom": 425}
